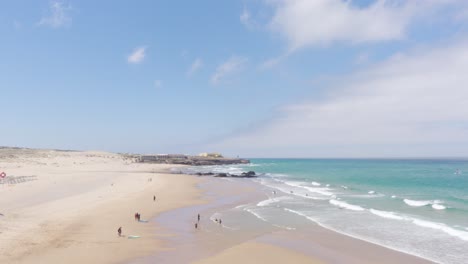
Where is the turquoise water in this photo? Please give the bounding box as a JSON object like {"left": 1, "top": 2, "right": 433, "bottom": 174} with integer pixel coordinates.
{"left": 183, "top": 159, "right": 468, "bottom": 264}
{"left": 250, "top": 158, "right": 468, "bottom": 226}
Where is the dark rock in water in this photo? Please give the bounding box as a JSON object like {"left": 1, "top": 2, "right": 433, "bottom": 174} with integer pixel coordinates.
{"left": 240, "top": 171, "right": 256, "bottom": 177}
{"left": 195, "top": 172, "right": 214, "bottom": 176}
{"left": 191, "top": 171, "right": 257, "bottom": 178}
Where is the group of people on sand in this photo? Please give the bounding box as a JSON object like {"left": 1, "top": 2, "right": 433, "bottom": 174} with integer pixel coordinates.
{"left": 194, "top": 213, "right": 223, "bottom": 229}
{"left": 117, "top": 194, "right": 157, "bottom": 237}
{"left": 134, "top": 212, "right": 141, "bottom": 221}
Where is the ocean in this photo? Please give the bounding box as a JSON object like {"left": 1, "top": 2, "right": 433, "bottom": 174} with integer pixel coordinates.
{"left": 181, "top": 159, "right": 468, "bottom": 264}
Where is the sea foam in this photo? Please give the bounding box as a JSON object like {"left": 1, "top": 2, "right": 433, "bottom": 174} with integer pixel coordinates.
{"left": 256, "top": 196, "right": 291, "bottom": 207}
{"left": 329, "top": 199, "right": 365, "bottom": 211}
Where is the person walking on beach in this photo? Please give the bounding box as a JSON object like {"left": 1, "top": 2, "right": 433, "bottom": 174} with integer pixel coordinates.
{"left": 118, "top": 227, "right": 122, "bottom": 237}
{"left": 134, "top": 213, "right": 138, "bottom": 221}
{"left": 195, "top": 223, "right": 198, "bottom": 229}
{"left": 153, "top": 195, "right": 156, "bottom": 202}
{"left": 197, "top": 214, "right": 200, "bottom": 222}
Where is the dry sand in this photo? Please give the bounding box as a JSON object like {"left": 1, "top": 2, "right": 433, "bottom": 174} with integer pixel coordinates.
{"left": 0, "top": 148, "right": 202, "bottom": 264}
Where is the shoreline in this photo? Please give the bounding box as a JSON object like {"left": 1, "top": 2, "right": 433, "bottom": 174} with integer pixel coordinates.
{"left": 133, "top": 171, "right": 435, "bottom": 264}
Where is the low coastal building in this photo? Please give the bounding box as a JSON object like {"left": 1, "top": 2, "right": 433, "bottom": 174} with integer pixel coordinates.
{"left": 198, "top": 152, "right": 223, "bottom": 158}
{"left": 139, "top": 154, "right": 187, "bottom": 162}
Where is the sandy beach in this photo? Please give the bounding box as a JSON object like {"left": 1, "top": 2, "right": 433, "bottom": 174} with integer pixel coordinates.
{"left": 0, "top": 148, "right": 203, "bottom": 263}
{"left": 1, "top": 148, "right": 435, "bottom": 264}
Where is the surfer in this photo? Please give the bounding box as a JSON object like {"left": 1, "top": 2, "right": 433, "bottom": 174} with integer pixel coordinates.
{"left": 118, "top": 227, "right": 122, "bottom": 237}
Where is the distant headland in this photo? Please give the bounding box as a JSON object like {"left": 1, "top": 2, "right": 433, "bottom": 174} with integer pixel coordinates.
{"left": 136, "top": 152, "right": 250, "bottom": 166}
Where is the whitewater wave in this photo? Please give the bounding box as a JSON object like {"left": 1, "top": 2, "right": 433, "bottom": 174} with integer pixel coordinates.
{"left": 257, "top": 196, "right": 291, "bottom": 207}
{"left": 403, "top": 199, "right": 446, "bottom": 210}
{"left": 302, "top": 186, "right": 334, "bottom": 196}
{"left": 244, "top": 208, "right": 268, "bottom": 222}
{"left": 284, "top": 208, "right": 318, "bottom": 223}
{"left": 329, "top": 199, "right": 365, "bottom": 211}
{"left": 368, "top": 209, "right": 467, "bottom": 241}
{"left": 273, "top": 224, "right": 296, "bottom": 230}
{"left": 311, "top": 181, "right": 321, "bottom": 186}
{"left": 403, "top": 199, "right": 432, "bottom": 207}
{"left": 234, "top": 203, "right": 250, "bottom": 209}
{"left": 411, "top": 219, "right": 468, "bottom": 241}
{"left": 432, "top": 204, "right": 446, "bottom": 210}
{"left": 370, "top": 209, "right": 404, "bottom": 220}
{"left": 282, "top": 180, "right": 334, "bottom": 196}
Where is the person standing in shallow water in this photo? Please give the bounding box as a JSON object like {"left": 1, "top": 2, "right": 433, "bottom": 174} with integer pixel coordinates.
{"left": 195, "top": 223, "right": 198, "bottom": 229}
{"left": 197, "top": 214, "right": 200, "bottom": 222}
{"left": 118, "top": 227, "right": 122, "bottom": 237}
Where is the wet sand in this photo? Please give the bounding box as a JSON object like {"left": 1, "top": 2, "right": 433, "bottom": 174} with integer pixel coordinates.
{"left": 144, "top": 176, "right": 434, "bottom": 264}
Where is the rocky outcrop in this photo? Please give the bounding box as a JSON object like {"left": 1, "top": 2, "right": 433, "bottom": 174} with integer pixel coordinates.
{"left": 197, "top": 171, "right": 257, "bottom": 178}
{"left": 140, "top": 156, "right": 250, "bottom": 166}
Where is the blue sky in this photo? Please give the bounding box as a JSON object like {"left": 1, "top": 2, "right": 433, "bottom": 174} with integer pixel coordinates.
{"left": 2, "top": 0, "right": 468, "bottom": 157}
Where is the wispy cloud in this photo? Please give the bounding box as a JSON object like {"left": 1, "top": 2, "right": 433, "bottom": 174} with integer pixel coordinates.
{"left": 13, "top": 20, "right": 22, "bottom": 30}
{"left": 240, "top": 8, "right": 254, "bottom": 29}
{"left": 354, "top": 52, "right": 371, "bottom": 65}
{"left": 210, "top": 39, "right": 468, "bottom": 157}
{"left": 127, "top": 46, "right": 147, "bottom": 64}
{"left": 187, "top": 58, "right": 203, "bottom": 76}
{"left": 154, "top": 80, "right": 163, "bottom": 88}
{"left": 211, "top": 56, "right": 248, "bottom": 85}
{"left": 37, "top": 0, "right": 72, "bottom": 28}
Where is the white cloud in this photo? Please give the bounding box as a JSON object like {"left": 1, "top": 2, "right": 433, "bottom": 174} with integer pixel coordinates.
{"left": 210, "top": 40, "right": 468, "bottom": 157}
{"left": 154, "top": 80, "right": 163, "bottom": 88}
{"left": 127, "top": 46, "right": 147, "bottom": 64}
{"left": 187, "top": 58, "right": 203, "bottom": 76}
{"left": 265, "top": 0, "right": 468, "bottom": 52}
{"left": 38, "top": 0, "right": 72, "bottom": 28}
{"left": 211, "top": 56, "right": 248, "bottom": 85}
{"left": 268, "top": 0, "right": 416, "bottom": 51}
